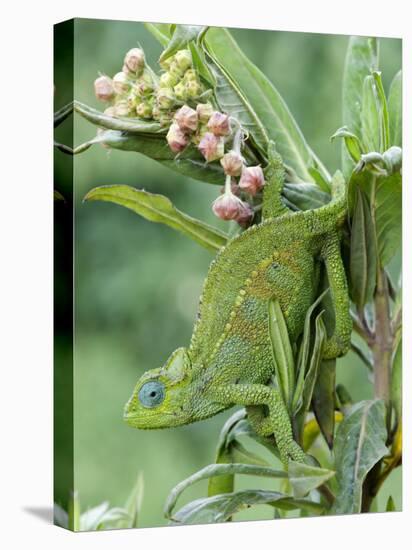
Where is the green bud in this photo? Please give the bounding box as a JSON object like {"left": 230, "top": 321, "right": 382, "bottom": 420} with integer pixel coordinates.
{"left": 159, "top": 113, "right": 173, "bottom": 127}
{"left": 159, "top": 54, "right": 174, "bottom": 71}
{"left": 174, "top": 49, "right": 192, "bottom": 72}
{"left": 113, "top": 72, "right": 131, "bottom": 95}
{"left": 183, "top": 69, "right": 197, "bottom": 82}
{"left": 185, "top": 80, "right": 202, "bottom": 99}
{"left": 136, "top": 69, "right": 154, "bottom": 97}
{"left": 152, "top": 104, "right": 161, "bottom": 120}
{"left": 159, "top": 71, "right": 179, "bottom": 89}
{"left": 156, "top": 87, "right": 175, "bottom": 110}
{"left": 174, "top": 81, "right": 188, "bottom": 102}
{"left": 196, "top": 103, "right": 214, "bottom": 124}
{"left": 136, "top": 101, "right": 153, "bottom": 119}
{"left": 114, "top": 99, "right": 130, "bottom": 117}
{"left": 169, "top": 60, "right": 184, "bottom": 79}
{"left": 127, "top": 93, "right": 139, "bottom": 111}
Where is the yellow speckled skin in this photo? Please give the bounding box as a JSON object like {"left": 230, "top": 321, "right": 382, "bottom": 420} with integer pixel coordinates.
{"left": 124, "top": 144, "right": 351, "bottom": 465}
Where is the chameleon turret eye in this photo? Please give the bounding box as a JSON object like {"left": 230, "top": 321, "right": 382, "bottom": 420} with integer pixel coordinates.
{"left": 138, "top": 381, "right": 165, "bottom": 408}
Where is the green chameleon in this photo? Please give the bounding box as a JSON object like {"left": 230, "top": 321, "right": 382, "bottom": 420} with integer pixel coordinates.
{"left": 124, "top": 143, "right": 351, "bottom": 465}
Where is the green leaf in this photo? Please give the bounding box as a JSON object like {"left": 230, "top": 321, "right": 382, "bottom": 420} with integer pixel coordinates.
{"left": 342, "top": 37, "right": 378, "bottom": 177}
{"left": 144, "top": 23, "right": 172, "bottom": 46}
{"left": 372, "top": 71, "right": 390, "bottom": 151}
{"left": 118, "top": 472, "right": 144, "bottom": 529}
{"left": 170, "top": 490, "right": 324, "bottom": 524}
{"left": 373, "top": 173, "right": 402, "bottom": 266}
{"left": 268, "top": 299, "right": 295, "bottom": 410}
{"left": 92, "top": 129, "right": 225, "bottom": 185}
{"left": 74, "top": 101, "right": 165, "bottom": 134}
{"left": 165, "top": 463, "right": 288, "bottom": 519}
{"left": 79, "top": 501, "right": 109, "bottom": 531}
{"left": 84, "top": 185, "right": 227, "bottom": 252}
{"left": 160, "top": 25, "right": 207, "bottom": 63}
{"left": 283, "top": 183, "right": 330, "bottom": 212}
{"left": 312, "top": 359, "right": 336, "bottom": 449}
{"left": 349, "top": 187, "right": 377, "bottom": 309}
{"left": 361, "top": 75, "right": 381, "bottom": 153}
{"left": 331, "top": 400, "right": 388, "bottom": 515}
{"left": 386, "top": 496, "right": 396, "bottom": 512}
{"left": 331, "top": 126, "right": 363, "bottom": 163}
{"left": 388, "top": 70, "right": 402, "bottom": 147}
{"left": 391, "top": 337, "right": 402, "bottom": 424}
{"left": 288, "top": 461, "right": 335, "bottom": 498}
{"left": 203, "top": 28, "right": 328, "bottom": 182}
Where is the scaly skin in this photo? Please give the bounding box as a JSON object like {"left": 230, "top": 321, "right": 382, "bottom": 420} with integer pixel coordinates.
{"left": 124, "top": 143, "right": 351, "bottom": 465}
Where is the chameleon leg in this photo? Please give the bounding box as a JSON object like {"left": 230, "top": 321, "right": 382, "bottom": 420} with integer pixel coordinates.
{"left": 321, "top": 231, "right": 352, "bottom": 359}
{"left": 210, "top": 384, "right": 305, "bottom": 465}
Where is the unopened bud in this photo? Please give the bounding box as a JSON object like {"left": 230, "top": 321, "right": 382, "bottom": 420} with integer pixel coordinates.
{"left": 136, "top": 70, "right": 154, "bottom": 96}
{"left": 174, "top": 81, "right": 188, "bottom": 102}
{"left": 166, "top": 122, "right": 189, "bottom": 153}
{"left": 174, "top": 49, "right": 192, "bottom": 72}
{"left": 159, "top": 71, "right": 179, "bottom": 88}
{"left": 220, "top": 150, "right": 244, "bottom": 176}
{"left": 104, "top": 106, "right": 116, "bottom": 117}
{"left": 159, "top": 113, "right": 173, "bottom": 127}
{"left": 174, "top": 105, "right": 198, "bottom": 133}
{"left": 212, "top": 190, "right": 251, "bottom": 222}
{"left": 114, "top": 99, "right": 130, "bottom": 117}
{"left": 238, "top": 166, "right": 265, "bottom": 195}
{"left": 113, "top": 72, "right": 131, "bottom": 95}
{"left": 198, "top": 132, "right": 225, "bottom": 162}
{"left": 183, "top": 69, "right": 197, "bottom": 82}
{"left": 185, "top": 80, "right": 202, "bottom": 99}
{"left": 196, "top": 103, "right": 214, "bottom": 124}
{"left": 235, "top": 201, "right": 254, "bottom": 227}
{"left": 136, "top": 101, "right": 153, "bottom": 119}
{"left": 160, "top": 55, "right": 174, "bottom": 71}
{"left": 127, "top": 93, "right": 138, "bottom": 110}
{"left": 207, "top": 111, "right": 231, "bottom": 136}
{"left": 94, "top": 75, "right": 115, "bottom": 102}
{"left": 124, "top": 48, "right": 145, "bottom": 76}
{"left": 156, "top": 88, "right": 175, "bottom": 110}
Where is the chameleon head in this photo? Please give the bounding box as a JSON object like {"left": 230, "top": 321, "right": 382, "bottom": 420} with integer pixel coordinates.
{"left": 123, "top": 347, "right": 193, "bottom": 429}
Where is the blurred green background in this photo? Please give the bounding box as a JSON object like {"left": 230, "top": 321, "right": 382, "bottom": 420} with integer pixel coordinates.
{"left": 54, "top": 19, "right": 401, "bottom": 527}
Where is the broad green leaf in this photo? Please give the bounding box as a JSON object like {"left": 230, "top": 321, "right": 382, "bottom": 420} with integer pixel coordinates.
{"left": 391, "top": 337, "right": 402, "bottom": 424}
{"left": 331, "top": 400, "right": 388, "bottom": 515}
{"left": 349, "top": 187, "right": 377, "bottom": 309}
{"left": 74, "top": 101, "right": 165, "bottom": 134}
{"left": 170, "top": 490, "right": 324, "bottom": 524}
{"left": 312, "top": 359, "right": 336, "bottom": 449}
{"left": 372, "top": 71, "right": 390, "bottom": 151}
{"left": 84, "top": 185, "right": 227, "bottom": 252}
{"left": 203, "top": 28, "right": 328, "bottom": 182}
{"left": 388, "top": 70, "right": 402, "bottom": 147}
{"left": 92, "top": 129, "right": 225, "bottom": 185}
{"left": 160, "top": 25, "right": 207, "bottom": 63}
{"left": 342, "top": 37, "right": 378, "bottom": 177}
{"left": 189, "top": 42, "right": 216, "bottom": 88}
{"left": 361, "top": 75, "right": 380, "bottom": 153}
{"left": 144, "top": 23, "right": 172, "bottom": 46}
{"left": 331, "top": 126, "right": 363, "bottom": 163}
{"left": 288, "top": 461, "right": 335, "bottom": 498}
{"left": 165, "top": 463, "right": 287, "bottom": 519}
{"left": 54, "top": 101, "right": 73, "bottom": 128}
{"left": 374, "top": 173, "right": 402, "bottom": 266}
{"left": 292, "top": 290, "right": 329, "bottom": 414}
{"left": 283, "top": 183, "right": 330, "bottom": 212}
{"left": 268, "top": 299, "right": 295, "bottom": 410}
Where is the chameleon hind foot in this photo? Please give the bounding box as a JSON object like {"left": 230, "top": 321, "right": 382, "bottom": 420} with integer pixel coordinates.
{"left": 210, "top": 384, "right": 305, "bottom": 466}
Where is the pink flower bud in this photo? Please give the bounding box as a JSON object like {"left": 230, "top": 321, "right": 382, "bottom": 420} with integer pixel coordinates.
{"left": 207, "top": 111, "right": 231, "bottom": 136}
{"left": 196, "top": 103, "right": 214, "bottom": 123}
{"left": 220, "top": 150, "right": 244, "bottom": 176}
{"left": 94, "top": 75, "right": 115, "bottom": 102}
{"left": 113, "top": 72, "right": 130, "bottom": 95}
{"left": 124, "top": 48, "right": 145, "bottom": 75}
{"left": 174, "top": 105, "right": 198, "bottom": 133}
{"left": 166, "top": 123, "right": 189, "bottom": 153}
{"left": 198, "top": 132, "right": 224, "bottom": 162}
{"left": 212, "top": 191, "right": 252, "bottom": 223}
{"left": 238, "top": 165, "right": 265, "bottom": 195}
{"left": 235, "top": 202, "right": 254, "bottom": 228}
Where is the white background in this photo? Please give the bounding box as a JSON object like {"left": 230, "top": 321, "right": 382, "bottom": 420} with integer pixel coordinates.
{"left": 0, "top": 0, "right": 410, "bottom": 548}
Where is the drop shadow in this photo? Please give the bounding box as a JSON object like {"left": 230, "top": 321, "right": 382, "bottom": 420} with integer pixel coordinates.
{"left": 23, "top": 506, "right": 53, "bottom": 524}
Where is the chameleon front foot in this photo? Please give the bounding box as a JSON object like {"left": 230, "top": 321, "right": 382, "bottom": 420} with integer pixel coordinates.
{"left": 210, "top": 384, "right": 305, "bottom": 466}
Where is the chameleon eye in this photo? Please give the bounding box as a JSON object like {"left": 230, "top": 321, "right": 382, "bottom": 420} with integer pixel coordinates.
{"left": 138, "top": 381, "right": 165, "bottom": 408}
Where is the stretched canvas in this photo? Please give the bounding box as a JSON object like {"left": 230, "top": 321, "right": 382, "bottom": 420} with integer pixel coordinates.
{"left": 54, "top": 19, "right": 402, "bottom": 530}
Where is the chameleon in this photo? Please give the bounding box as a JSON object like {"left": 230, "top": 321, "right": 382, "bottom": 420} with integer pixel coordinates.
{"left": 124, "top": 142, "right": 352, "bottom": 465}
